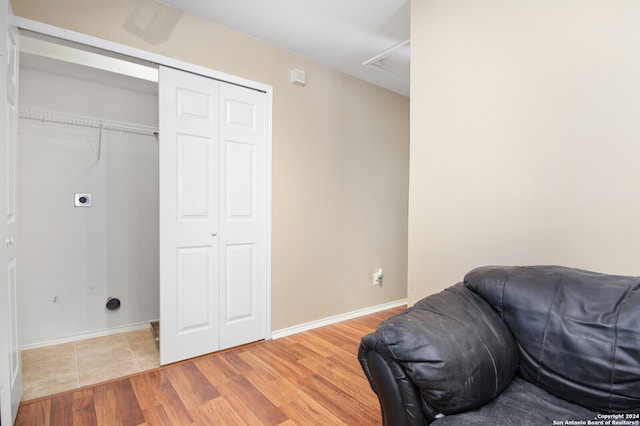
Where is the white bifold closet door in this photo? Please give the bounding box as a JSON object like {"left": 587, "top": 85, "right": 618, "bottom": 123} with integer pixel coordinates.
{"left": 158, "top": 66, "right": 268, "bottom": 365}
{"left": 1, "top": 1, "right": 23, "bottom": 422}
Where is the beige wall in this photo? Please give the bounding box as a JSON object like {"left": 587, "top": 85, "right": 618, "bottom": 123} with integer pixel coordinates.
{"left": 409, "top": 0, "right": 640, "bottom": 304}
{"left": 11, "top": 0, "right": 409, "bottom": 330}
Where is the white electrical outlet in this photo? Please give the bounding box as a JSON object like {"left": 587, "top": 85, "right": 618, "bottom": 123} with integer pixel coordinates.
{"left": 373, "top": 268, "right": 384, "bottom": 286}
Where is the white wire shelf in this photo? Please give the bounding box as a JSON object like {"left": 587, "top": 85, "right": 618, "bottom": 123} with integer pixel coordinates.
{"left": 19, "top": 106, "right": 158, "bottom": 136}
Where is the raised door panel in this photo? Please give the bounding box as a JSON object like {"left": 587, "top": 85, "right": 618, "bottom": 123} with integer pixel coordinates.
{"left": 177, "top": 247, "right": 214, "bottom": 332}
{"left": 7, "top": 257, "right": 18, "bottom": 384}
{"left": 225, "top": 243, "right": 255, "bottom": 322}
{"left": 177, "top": 134, "right": 211, "bottom": 219}
{"left": 226, "top": 141, "right": 255, "bottom": 220}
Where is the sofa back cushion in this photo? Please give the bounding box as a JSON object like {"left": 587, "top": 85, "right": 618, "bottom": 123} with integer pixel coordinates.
{"left": 464, "top": 265, "right": 640, "bottom": 413}
{"left": 373, "top": 283, "right": 518, "bottom": 415}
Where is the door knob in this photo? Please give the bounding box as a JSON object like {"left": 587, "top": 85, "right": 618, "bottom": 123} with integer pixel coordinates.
{"left": 5, "top": 237, "right": 14, "bottom": 245}
{"left": 211, "top": 231, "right": 218, "bottom": 237}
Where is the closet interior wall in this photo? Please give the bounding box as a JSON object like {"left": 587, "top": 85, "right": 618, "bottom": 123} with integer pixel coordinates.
{"left": 17, "top": 52, "right": 160, "bottom": 348}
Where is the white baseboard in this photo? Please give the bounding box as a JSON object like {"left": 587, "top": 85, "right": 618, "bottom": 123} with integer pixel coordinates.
{"left": 20, "top": 320, "right": 159, "bottom": 350}
{"left": 21, "top": 300, "right": 407, "bottom": 349}
{"left": 270, "top": 299, "right": 407, "bottom": 340}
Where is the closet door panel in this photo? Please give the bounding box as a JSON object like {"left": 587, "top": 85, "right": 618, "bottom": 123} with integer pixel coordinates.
{"left": 177, "top": 246, "right": 214, "bottom": 331}
{"left": 0, "top": 2, "right": 22, "bottom": 422}
{"left": 224, "top": 243, "right": 255, "bottom": 321}
{"left": 177, "top": 134, "right": 211, "bottom": 219}
{"left": 219, "top": 82, "right": 268, "bottom": 350}
{"left": 226, "top": 140, "right": 255, "bottom": 219}
{"left": 159, "top": 66, "right": 220, "bottom": 365}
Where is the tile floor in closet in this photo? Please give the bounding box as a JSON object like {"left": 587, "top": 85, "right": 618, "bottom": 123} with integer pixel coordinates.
{"left": 21, "top": 327, "right": 159, "bottom": 401}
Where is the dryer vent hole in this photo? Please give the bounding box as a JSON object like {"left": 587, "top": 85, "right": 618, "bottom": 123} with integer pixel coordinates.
{"left": 106, "top": 297, "right": 121, "bottom": 310}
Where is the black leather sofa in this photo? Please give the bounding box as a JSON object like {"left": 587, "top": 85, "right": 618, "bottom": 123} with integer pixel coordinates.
{"left": 358, "top": 265, "right": 640, "bottom": 425}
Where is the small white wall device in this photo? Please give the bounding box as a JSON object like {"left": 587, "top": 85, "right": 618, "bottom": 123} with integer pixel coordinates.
{"left": 290, "top": 68, "right": 306, "bottom": 86}
{"left": 373, "top": 268, "right": 384, "bottom": 286}
{"left": 74, "top": 193, "right": 92, "bottom": 207}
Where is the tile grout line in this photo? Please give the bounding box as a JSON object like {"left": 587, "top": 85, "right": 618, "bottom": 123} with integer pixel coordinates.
{"left": 126, "top": 333, "right": 143, "bottom": 372}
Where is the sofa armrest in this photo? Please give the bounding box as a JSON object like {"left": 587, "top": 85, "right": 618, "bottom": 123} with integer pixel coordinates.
{"left": 360, "top": 283, "right": 518, "bottom": 421}
{"left": 359, "top": 333, "right": 434, "bottom": 425}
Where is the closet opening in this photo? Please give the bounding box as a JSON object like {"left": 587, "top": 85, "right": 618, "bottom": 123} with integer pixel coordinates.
{"left": 17, "top": 31, "right": 161, "bottom": 400}
{"left": 10, "top": 22, "right": 272, "bottom": 404}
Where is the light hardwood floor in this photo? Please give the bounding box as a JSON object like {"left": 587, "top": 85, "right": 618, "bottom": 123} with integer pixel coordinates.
{"left": 15, "top": 306, "right": 404, "bottom": 425}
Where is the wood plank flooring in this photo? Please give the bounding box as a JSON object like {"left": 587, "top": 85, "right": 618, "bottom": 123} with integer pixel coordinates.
{"left": 15, "top": 306, "right": 404, "bottom": 426}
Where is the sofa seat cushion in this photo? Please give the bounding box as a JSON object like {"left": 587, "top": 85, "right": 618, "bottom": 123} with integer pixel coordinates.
{"left": 432, "top": 377, "right": 598, "bottom": 426}
{"left": 373, "top": 283, "right": 518, "bottom": 415}
{"left": 464, "top": 265, "right": 640, "bottom": 413}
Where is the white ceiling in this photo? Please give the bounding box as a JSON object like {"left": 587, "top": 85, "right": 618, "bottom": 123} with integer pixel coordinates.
{"left": 157, "top": 0, "right": 410, "bottom": 96}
